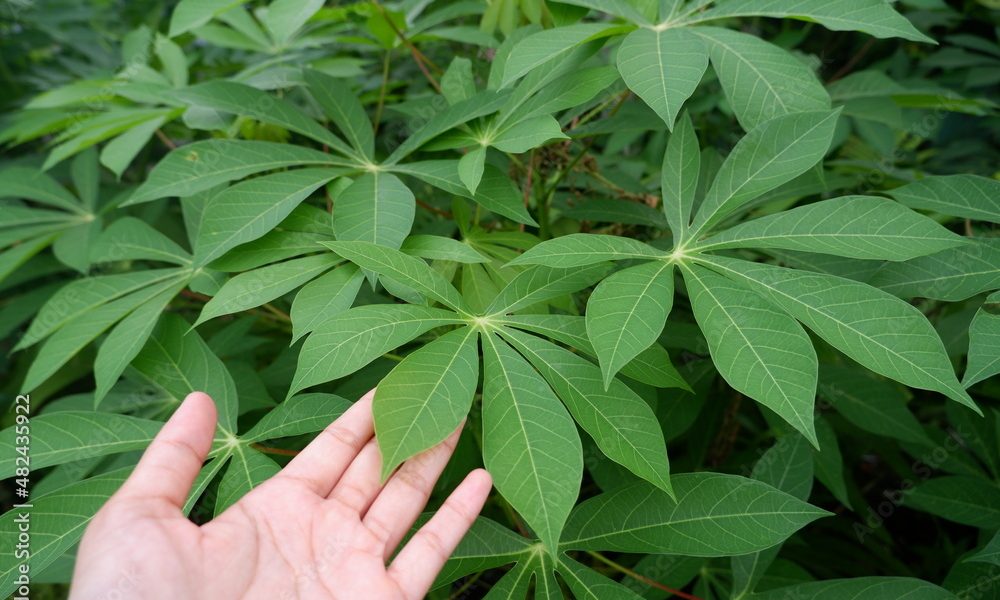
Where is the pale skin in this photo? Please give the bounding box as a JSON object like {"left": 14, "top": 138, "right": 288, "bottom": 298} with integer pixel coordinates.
{"left": 70, "top": 389, "right": 493, "bottom": 600}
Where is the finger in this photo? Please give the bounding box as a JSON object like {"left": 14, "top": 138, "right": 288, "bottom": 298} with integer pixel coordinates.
{"left": 118, "top": 391, "right": 217, "bottom": 508}
{"left": 278, "top": 389, "right": 375, "bottom": 496}
{"left": 326, "top": 439, "right": 383, "bottom": 512}
{"left": 362, "top": 425, "right": 463, "bottom": 559}
{"left": 388, "top": 469, "right": 492, "bottom": 598}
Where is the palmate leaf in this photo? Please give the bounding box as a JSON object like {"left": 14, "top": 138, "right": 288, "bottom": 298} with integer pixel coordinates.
{"left": 94, "top": 280, "right": 189, "bottom": 406}
{"left": 702, "top": 255, "right": 979, "bottom": 413}
{"left": 385, "top": 91, "right": 511, "bottom": 164}
{"left": 481, "top": 332, "right": 582, "bottom": 556}
{"left": 331, "top": 172, "right": 416, "bottom": 255}
{"left": 195, "top": 254, "right": 341, "bottom": 326}
{"left": 290, "top": 264, "right": 365, "bottom": 343}
{"left": 689, "top": 109, "right": 840, "bottom": 239}
{"left": 290, "top": 305, "right": 463, "bottom": 396}
{"left": 215, "top": 446, "right": 281, "bottom": 515}
{"left": 889, "top": 174, "right": 1000, "bottom": 225}
{"left": 560, "top": 473, "right": 827, "bottom": 555}
{"left": 132, "top": 313, "right": 239, "bottom": 433}
{"left": 91, "top": 217, "right": 193, "bottom": 265}
{"left": 869, "top": 239, "right": 1000, "bottom": 302}
{"left": 499, "top": 313, "right": 689, "bottom": 389}
{"left": 616, "top": 28, "right": 708, "bottom": 130}
{"left": 690, "top": 28, "right": 831, "bottom": 131}
{"left": 499, "top": 326, "right": 673, "bottom": 495}
{"left": 194, "top": 168, "right": 343, "bottom": 266}
{"left": 0, "top": 412, "right": 161, "bottom": 478}
{"left": 321, "top": 241, "right": 467, "bottom": 312}
{"left": 374, "top": 327, "right": 479, "bottom": 478}
{"left": 128, "top": 140, "right": 350, "bottom": 204}
{"left": 0, "top": 166, "right": 85, "bottom": 214}
{"left": 173, "top": 81, "right": 356, "bottom": 157}
{"left": 586, "top": 261, "right": 675, "bottom": 387}
{"left": 819, "top": 363, "right": 930, "bottom": 444}
{"left": 486, "top": 263, "right": 611, "bottom": 315}
{"left": 434, "top": 517, "right": 534, "bottom": 587}
{"left": 661, "top": 111, "right": 700, "bottom": 243}
{"left": 23, "top": 275, "right": 190, "bottom": 391}
{"left": 751, "top": 578, "right": 959, "bottom": 600}
{"left": 242, "top": 393, "right": 351, "bottom": 442}
{"left": 905, "top": 476, "right": 1000, "bottom": 529}
{"left": 507, "top": 233, "right": 667, "bottom": 268}
{"left": 964, "top": 292, "right": 1000, "bottom": 388}
{"left": 682, "top": 0, "right": 933, "bottom": 43}
{"left": 683, "top": 264, "right": 819, "bottom": 445}
{"left": 0, "top": 468, "right": 131, "bottom": 597}
{"left": 695, "top": 196, "right": 966, "bottom": 260}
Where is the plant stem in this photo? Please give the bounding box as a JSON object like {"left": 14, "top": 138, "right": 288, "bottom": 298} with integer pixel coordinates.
{"left": 585, "top": 551, "right": 704, "bottom": 600}
{"left": 373, "top": 50, "right": 392, "bottom": 136}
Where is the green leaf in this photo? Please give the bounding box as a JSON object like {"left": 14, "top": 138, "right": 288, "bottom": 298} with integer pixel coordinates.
{"left": 94, "top": 281, "right": 187, "bottom": 406}
{"left": 374, "top": 327, "right": 479, "bottom": 478}
{"left": 23, "top": 276, "right": 187, "bottom": 391}
{"left": 487, "top": 263, "right": 611, "bottom": 316}
{"left": 616, "top": 28, "right": 708, "bottom": 130}
{"left": 304, "top": 69, "right": 375, "bottom": 159}
{"left": 703, "top": 256, "right": 979, "bottom": 413}
{"left": 587, "top": 261, "right": 675, "bottom": 388}
{"left": 561, "top": 473, "right": 827, "bottom": 554}
{"left": 174, "top": 81, "right": 354, "bottom": 155}
{"left": 290, "top": 305, "right": 462, "bottom": 396}
{"left": 868, "top": 239, "right": 1000, "bottom": 301}
{"left": 290, "top": 263, "right": 364, "bottom": 343}
{"left": 818, "top": 363, "right": 930, "bottom": 444}
{"left": 559, "top": 555, "right": 646, "bottom": 600}
{"left": 0, "top": 469, "right": 130, "bottom": 597}
{"left": 553, "top": 0, "right": 651, "bottom": 23}
{"left": 194, "top": 168, "right": 342, "bottom": 266}
{"left": 696, "top": 196, "right": 966, "bottom": 260}
{"left": 169, "top": 0, "right": 244, "bottom": 36}
{"left": 70, "top": 148, "right": 99, "bottom": 210}
{"left": 515, "top": 66, "right": 620, "bottom": 122}
{"left": 195, "top": 254, "right": 340, "bottom": 326}
{"left": 501, "top": 23, "right": 623, "bottom": 87}
{"left": 750, "top": 578, "right": 958, "bottom": 600}
{"left": 321, "top": 241, "right": 466, "bottom": 312}
{"left": 91, "top": 216, "right": 193, "bottom": 265}
{"left": 508, "top": 233, "right": 667, "bottom": 268}
{"left": 500, "top": 313, "right": 689, "bottom": 389}
{"left": 243, "top": 393, "right": 351, "bottom": 442}
{"left": 386, "top": 91, "right": 509, "bottom": 164}
{"left": 691, "top": 27, "right": 831, "bottom": 131}
{"left": 100, "top": 116, "right": 167, "bottom": 178}
{"left": 132, "top": 313, "right": 239, "bottom": 433}
{"left": 215, "top": 447, "right": 281, "bottom": 514}
{"left": 889, "top": 175, "right": 1000, "bottom": 224}
{"left": 262, "top": 0, "right": 324, "bottom": 44}
{"left": 331, "top": 172, "right": 416, "bottom": 256}
{"left": 392, "top": 161, "right": 537, "bottom": 225}
{"left": 491, "top": 115, "right": 568, "bottom": 153}
{"left": 690, "top": 110, "right": 840, "bottom": 238}
{"left": 906, "top": 476, "right": 1000, "bottom": 529}
{"left": 968, "top": 532, "right": 1000, "bottom": 566}
{"left": 481, "top": 332, "right": 582, "bottom": 556}
{"left": 0, "top": 166, "right": 84, "bottom": 214}
{"left": 401, "top": 235, "right": 489, "bottom": 264}
{"left": 812, "top": 417, "right": 851, "bottom": 508}
{"left": 458, "top": 146, "right": 486, "bottom": 194}
{"left": 683, "top": 264, "right": 818, "bottom": 445}
{"left": 0, "top": 412, "right": 161, "bottom": 478}
{"left": 661, "top": 111, "right": 699, "bottom": 243}
{"left": 128, "top": 140, "right": 346, "bottom": 204}
{"left": 683, "top": 0, "right": 934, "bottom": 43}
{"left": 964, "top": 292, "right": 1000, "bottom": 388}
{"left": 499, "top": 326, "right": 673, "bottom": 495}
{"left": 441, "top": 57, "right": 476, "bottom": 105}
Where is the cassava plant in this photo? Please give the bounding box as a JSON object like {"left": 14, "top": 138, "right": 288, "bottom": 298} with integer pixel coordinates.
{"left": 1, "top": 0, "right": 999, "bottom": 597}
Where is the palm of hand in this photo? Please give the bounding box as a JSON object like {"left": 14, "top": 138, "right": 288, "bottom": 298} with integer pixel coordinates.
{"left": 70, "top": 391, "right": 492, "bottom": 600}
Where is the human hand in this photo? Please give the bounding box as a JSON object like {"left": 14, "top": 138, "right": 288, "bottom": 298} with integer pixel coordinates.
{"left": 70, "top": 390, "right": 493, "bottom": 600}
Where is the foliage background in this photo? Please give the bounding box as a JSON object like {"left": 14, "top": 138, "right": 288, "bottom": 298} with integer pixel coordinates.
{"left": 1, "top": 0, "right": 999, "bottom": 598}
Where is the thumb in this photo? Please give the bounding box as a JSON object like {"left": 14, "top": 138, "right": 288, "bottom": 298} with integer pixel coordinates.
{"left": 118, "top": 391, "right": 218, "bottom": 509}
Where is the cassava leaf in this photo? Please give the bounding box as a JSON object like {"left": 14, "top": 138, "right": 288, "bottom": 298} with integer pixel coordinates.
{"left": 507, "top": 233, "right": 667, "bottom": 268}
